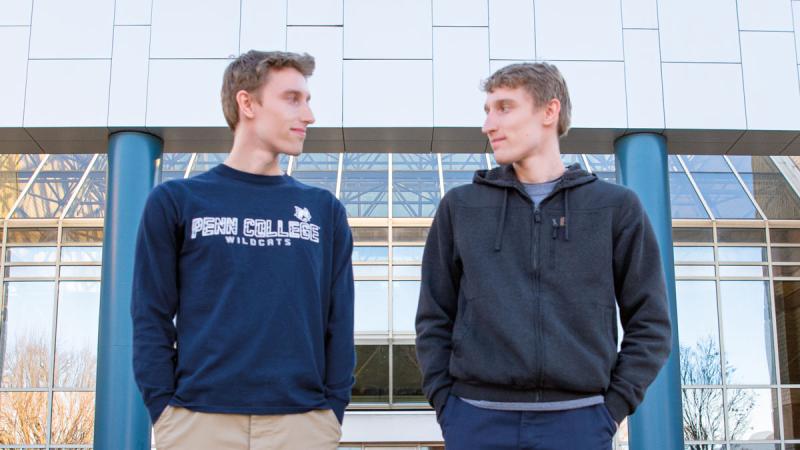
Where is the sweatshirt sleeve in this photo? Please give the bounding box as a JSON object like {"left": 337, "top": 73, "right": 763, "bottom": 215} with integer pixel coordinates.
{"left": 606, "top": 190, "right": 672, "bottom": 423}
{"left": 130, "top": 185, "right": 180, "bottom": 425}
{"left": 415, "top": 193, "right": 461, "bottom": 417}
{"left": 324, "top": 201, "right": 355, "bottom": 424}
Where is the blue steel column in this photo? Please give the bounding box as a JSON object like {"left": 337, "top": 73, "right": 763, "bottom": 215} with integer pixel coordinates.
{"left": 614, "top": 133, "right": 683, "bottom": 450}
{"left": 94, "top": 132, "right": 162, "bottom": 450}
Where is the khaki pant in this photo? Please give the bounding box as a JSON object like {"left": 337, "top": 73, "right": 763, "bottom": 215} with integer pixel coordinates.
{"left": 154, "top": 405, "right": 342, "bottom": 450}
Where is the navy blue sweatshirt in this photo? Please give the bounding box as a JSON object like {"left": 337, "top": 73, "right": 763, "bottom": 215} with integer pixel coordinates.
{"left": 131, "top": 163, "right": 355, "bottom": 425}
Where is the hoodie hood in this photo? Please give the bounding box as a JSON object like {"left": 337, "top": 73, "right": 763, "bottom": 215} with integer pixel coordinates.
{"left": 472, "top": 163, "right": 597, "bottom": 251}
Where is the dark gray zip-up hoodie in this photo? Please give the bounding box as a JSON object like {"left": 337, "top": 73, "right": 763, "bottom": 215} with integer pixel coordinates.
{"left": 415, "top": 163, "right": 672, "bottom": 424}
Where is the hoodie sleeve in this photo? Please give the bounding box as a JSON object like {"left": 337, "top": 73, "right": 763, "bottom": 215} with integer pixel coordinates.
{"left": 415, "top": 193, "right": 461, "bottom": 417}
{"left": 606, "top": 189, "right": 672, "bottom": 424}
{"left": 324, "top": 200, "right": 355, "bottom": 424}
{"left": 130, "top": 185, "right": 180, "bottom": 424}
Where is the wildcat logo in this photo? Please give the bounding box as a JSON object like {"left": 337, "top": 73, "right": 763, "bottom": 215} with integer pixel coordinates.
{"left": 294, "top": 206, "right": 312, "bottom": 223}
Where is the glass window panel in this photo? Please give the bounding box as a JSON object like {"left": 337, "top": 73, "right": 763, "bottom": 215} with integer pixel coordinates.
{"left": 7, "top": 227, "right": 58, "bottom": 243}
{"left": 773, "top": 280, "right": 800, "bottom": 384}
{"left": 676, "top": 281, "right": 722, "bottom": 384}
{"left": 594, "top": 172, "right": 616, "bottom": 184}
{"left": 352, "top": 345, "right": 389, "bottom": 403}
{"left": 392, "top": 154, "right": 440, "bottom": 218}
{"left": 729, "top": 445, "right": 778, "bottom": 450}
{"left": 6, "top": 246, "right": 57, "bottom": 263}
{"left": 160, "top": 152, "right": 190, "bottom": 181}
{"left": 65, "top": 171, "right": 106, "bottom": 218}
{"left": 561, "top": 154, "right": 582, "bottom": 166}
{"left": 55, "top": 282, "right": 100, "bottom": 388}
{"left": 670, "top": 172, "right": 709, "bottom": 219}
{"left": 675, "top": 265, "right": 715, "bottom": 277}
{"left": 726, "top": 389, "right": 778, "bottom": 440}
{"left": 719, "top": 266, "right": 768, "bottom": 277}
{"left": 352, "top": 227, "right": 388, "bottom": 243}
{"left": 13, "top": 154, "right": 92, "bottom": 218}
{"left": 1, "top": 282, "right": 55, "bottom": 388}
{"left": 717, "top": 228, "right": 766, "bottom": 244}
{"left": 683, "top": 155, "right": 732, "bottom": 173}
{"left": 784, "top": 388, "right": 800, "bottom": 440}
{"left": 691, "top": 173, "right": 759, "bottom": 219}
{"left": 5, "top": 265, "right": 56, "bottom": 277}
{"left": 0, "top": 154, "right": 43, "bottom": 217}
{"left": 353, "top": 265, "right": 388, "bottom": 277}
{"left": 392, "top": 265, "right": 421, "bottom": 278}
{"left": 392, "top": 246, "right": 423, "bottom": 264}
{"left": 441, "top": 154, "right": 486, "bottom": 193}
{"left": 673, "top": 228, "right": 713, "bottom": 243}
{"left": 720, "top": 281, "right": 776, "bottom": 384}
{"left": 60, "top": 246, "right": 102, "bottom": 263}
{"left": 728, "top": 156, "right": 779, "bottom": 174}
{"left": 739, "top": 172, "right": 800, "bottom": 219}
{"left": 353, "top": 246, "right": 388, "bottom": 263}
{"left": 340, "top": 154, "right": 388, "bottom": 218}
{"left": 668, "top": 155, "right": 684, "bottom": 172}
{"left": 355, "top": 281, "right": 388, "bottom": 333}
{"left": 772, "top": 265, "right": 800, "bottom": 277}
{"left": 291, "top": 153, "right": 339, "bottom": 193}
{"left": 50, "top": 391, "right": 95, "bottom": 444}
{"left": 189, "top": 153, "right": 227, "bottom": 177}
{"left": 393, "top": 345, "right": 425, "bottom": 403}
{"left": 0, "top": 391, "right": 48, "bottom": 445}
{"left": 60, "top": 265, "right": 102, "bottom": 277}
{"left": 489, "top": 153, "right": 498, "bottom": 167}
{"left": 717, "top": 247, "right": 766, "bottom": 262}
{"left": 682, "top": 446, "right": 724, "bottom": 450}
{"left": 770, "top": 228, "right": 800, "bottom": 244}
{"left": 392, "top": 281, "right": 420, "bottom": 333}
{"left": 682, "top": 388, "right": 725, "bottom": 441}
{"left": 771, "top": 247, "right": 800, "bottom": 262}
{"left": 62, "top": 227, "right": 103, "bottom": 243}
{"left": 586, "top": 155, "right": 615, "bottom": 172}
{"left": 392, "top": 227, "right": 429, "bottom": 243}
{"left": 674, "top": 247, "right": 715, "bottom": 262}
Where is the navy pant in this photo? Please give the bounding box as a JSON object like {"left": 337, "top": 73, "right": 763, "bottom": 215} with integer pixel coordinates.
{"left": 439, "top": 396, "right": 616, "bottom": 450}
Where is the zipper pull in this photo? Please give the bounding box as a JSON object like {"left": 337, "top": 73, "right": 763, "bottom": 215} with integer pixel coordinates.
{"left": 534, "top": 208, "right": 541, "bottom": 223}
{"left": 551, "top": 218, "right": 559, "bottom": 239}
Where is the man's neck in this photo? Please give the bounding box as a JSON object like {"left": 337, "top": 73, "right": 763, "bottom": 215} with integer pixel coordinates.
{"left": 225, "top": 131, "right": 284, "bottom": 176}
{"left": 512, "top": 144, "right": 565, "bottom": 184}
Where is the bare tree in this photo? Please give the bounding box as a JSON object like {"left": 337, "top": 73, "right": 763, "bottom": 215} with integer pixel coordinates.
{"left": 0, "top": 332, "right": 95, "bottom": 445}
{"left": 681, "top": 336, "right": 755, "bottom": 447}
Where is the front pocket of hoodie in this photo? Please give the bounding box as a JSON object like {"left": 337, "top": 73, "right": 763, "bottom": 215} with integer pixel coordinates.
{"left": 548, "top": 210, "right": 611, "bottom": 280}
{"left": 540, "top": 299, "right": 617, "bottom": 393}
{"left": 449, "top": 295, "right": 539, "bottom": 386}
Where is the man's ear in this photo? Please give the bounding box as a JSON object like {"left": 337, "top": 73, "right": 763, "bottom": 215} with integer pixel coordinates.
{"left": 543, "top": 98, "right": 561, "bottom": 127}
{"left": 236, "top": 90, "right": 256, "bottom": 121}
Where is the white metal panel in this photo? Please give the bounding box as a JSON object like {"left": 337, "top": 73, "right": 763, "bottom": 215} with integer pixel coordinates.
{"left": 150, "top": 0, "right": 239, "bottom": 58}
{"left": 662, "top": 63, "right": 746, "bottom": 129}
{"left": 344, "top": 0, "right": 432, "bottom": 59}
{"left": 24, "top": 60, "right": 111, "bottom": 126}
{"left": 433, "top": 27, "right": 490, "bottom": 127}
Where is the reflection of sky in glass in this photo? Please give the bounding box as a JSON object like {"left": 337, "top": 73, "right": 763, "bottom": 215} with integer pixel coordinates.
{"left": 682, "top": 388, "right": 725, "bottom": 441}
{"left": 392, "top": 281, "right": 420, "bottom": 332}
{"left": 1, "top": 282, "right": 55, "bottom": 388}
{"left": 717, "top": 247, "right": 766, "bottom": 262}
{"left": 66, "top": 172, "right": 106, "bottom": 218}
{"left": 61, "top": 246, "right": 102, "bottom": 263}
{"left": 719, "top": 266, "right": 767, "bottom": 277}
{"left": 291, "top": 153, "right": 339, "bottom": 193}
{"left": 392, "top": 246, "right": 423, "bottom": 264}
{"left": 691, "top": 173, "right": 759, "bottom": 219}
{"left": 6, "top": 246, "right": 57, "bottom": 263}
{"left": 340, "top": 154, "right": 388, "bottom": 218}
{"left": 352, "top": 246, "right": 388, "bottom": 263}
{"left": 353, "top": 265, "right": 388, "bottom": 277}
{"left": 60, "top": 265, "right": 102, "bottom": 278}
{"left": 392, "top": 154, "right": 440, "bottom": 218}
{"left": 55, "top": 282, "right": 100, "bottom": 388}
{"left": 561, "top": 154, "right": 582, "bottom": 167}
{"left": 392, "top": 265, "right": 421, "bottom": 278}
{"left": 726, "top": 389, "right": 777, "bottom": 440}
{"left": 720, "top": 282, "right": 776, "bottom": 385}
{"left": 674, "top": 265, "right": 715, "bottom": 277}
{"left": 674, "top": 246, "right": 714, "bottom": 262}
{"left": 441, "top": 154, "right": 485, "bottom": 193}
{"left": 683, "top": 155, "right": 732, "bottom": 172}
{"left": 13, "top": 155, "right": 92, "bottom": 219}
{"left": 670, "top": 172, "right": 709, "bottom": 219}
{"left": 586, "top": 155, "right": 615, "bottom": 172}
{"left": 354, "top": 281, "right": 388, "bottom": 332}
{"left": 676, "top": 281, "right": 721, "bottom": 384}
{"left": 6, "top": 266, "right": 56, "bottom": 277}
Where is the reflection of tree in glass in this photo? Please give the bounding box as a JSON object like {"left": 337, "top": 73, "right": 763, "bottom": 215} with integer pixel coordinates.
{"left": 681, "top": 336, "right": 755, "bottom": 446}
{"left": 0, "top": 332, "right": 95, "bottom": 444}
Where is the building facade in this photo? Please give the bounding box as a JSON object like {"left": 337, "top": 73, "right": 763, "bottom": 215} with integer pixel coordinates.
{"left": 1, "top": 0, "right": 800, "bottom": 449}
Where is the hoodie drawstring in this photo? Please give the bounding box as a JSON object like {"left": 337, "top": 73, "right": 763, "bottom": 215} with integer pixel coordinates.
{"left": 493, "top": 188, "right": 509, "bottom": 252}
{"left": 563, "top": 188, "right": 570, "bottom": 241}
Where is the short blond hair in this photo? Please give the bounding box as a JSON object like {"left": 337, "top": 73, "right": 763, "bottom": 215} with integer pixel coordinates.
{"left": 221, "top": 50, "right": 315, "bottom": 130}
{"left": 482, "top": 62, "right": 572, "bottom": 137}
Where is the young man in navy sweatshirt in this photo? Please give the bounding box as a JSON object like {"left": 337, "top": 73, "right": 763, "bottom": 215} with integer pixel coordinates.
{"left": 131, "top": 50, "right": 354, "bottom": 449}
{"left": 415, "top": 63, "right": 672, "bottom": 449}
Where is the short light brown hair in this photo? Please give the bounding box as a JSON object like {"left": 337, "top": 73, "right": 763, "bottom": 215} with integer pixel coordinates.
{"left": 221, "top": 50, "right": 315, "bottom": 130}
{"left": 482, "top": 62, "right": 572, "bottom": 137}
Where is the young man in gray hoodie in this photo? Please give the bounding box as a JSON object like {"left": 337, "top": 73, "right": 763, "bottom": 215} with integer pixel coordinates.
{"left": 415, "top": 62, "right": 672, "bottom": 449}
